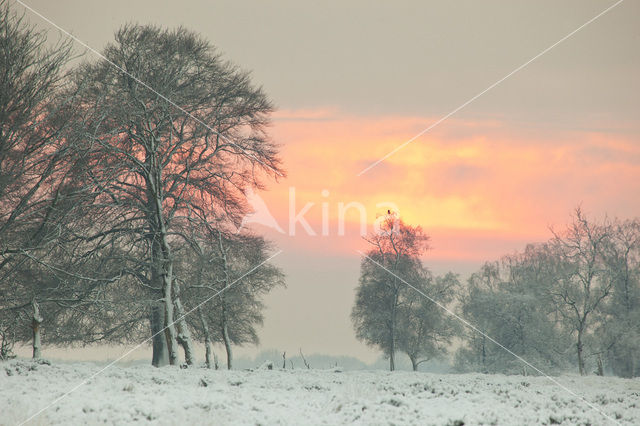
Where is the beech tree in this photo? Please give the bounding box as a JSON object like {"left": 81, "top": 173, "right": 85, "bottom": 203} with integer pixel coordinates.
{"left": 3, "top": 238, "right": 143, "bottom": 358}
{"left": 0, "top": 0, "right": 72, "bottom": 247}
{"left": 0, "top": 0, "right": 101, "bottom": 359}
{"left": 70, "top": 24, "right": 283, "bottom": 366}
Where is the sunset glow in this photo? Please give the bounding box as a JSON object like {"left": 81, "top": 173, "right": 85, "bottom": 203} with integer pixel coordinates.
{"left": 252, "top": 109, "right": 640, "bottom": 262}
{"left": 5, "top": 0, "right": 640, "bottom": 390}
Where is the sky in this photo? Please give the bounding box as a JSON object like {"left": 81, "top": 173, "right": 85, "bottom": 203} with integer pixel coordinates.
{"left": 18, "top": 0, "right": 640, "bottom": 363}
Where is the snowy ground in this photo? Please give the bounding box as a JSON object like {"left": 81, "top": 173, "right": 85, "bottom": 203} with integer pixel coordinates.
{"left": 1, "top": 359, "right": 639, "bottom": 425}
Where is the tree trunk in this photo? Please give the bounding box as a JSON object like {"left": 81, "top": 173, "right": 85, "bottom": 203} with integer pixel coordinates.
{"left": 217, "top": 234, "right": 233, "bottom": 370}
{"left": 204, "top": 337, "right": 212, "bottom": 369}
{"left": 198, "top": 307, "right": 212, "bottom": 369}
{"left": 389, "top": 349, "right": 395, "bottom": 371}
{"left": 389, "top": 299, "right": 397, "bottom": 372}
{"left": 577, "top": 329, "right": 585, "bottom": 376}
{"left": 221, "top": 310, "right": 232, "bottom": 370}
{"left": 173, "top": 293, "right": 195, "bottom": 365}
{"left": 147, "top": 157, "right": 178, "bottom": 365}
{"left": 409, "top": 355, "right": 418, "bottom": 371}
{"left": 154, "top": 234, "right": 178, "bottom": 366}
{"left": 150, "top": 236, "right": 178, "bottom": 366}
{"left": 150, "top": 301, "right": 168, "bottom": 367}
{"left": 31, "top": 300, "right": 43, "bottom": 359}
{"left": 163, "top": 277, "right": 178, "bottom": 366}
{"left": 481, "top": 334, "right": 487, "bottom": 372}
{"left": 596, "top": 354, "right": 604, "bottom": 376}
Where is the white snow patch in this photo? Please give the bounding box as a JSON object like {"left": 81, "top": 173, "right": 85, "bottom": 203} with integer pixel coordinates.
{"left": 1, "top": 360, "right": 638, "bottom": 425}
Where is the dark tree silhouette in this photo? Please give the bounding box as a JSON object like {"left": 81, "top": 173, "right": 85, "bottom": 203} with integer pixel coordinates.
{"left": 69, "top": 24, "right": 283, "bottom": 366}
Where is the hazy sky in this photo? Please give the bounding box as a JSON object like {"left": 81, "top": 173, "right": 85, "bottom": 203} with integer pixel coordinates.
{"left": 18, "top": 0, "right": 640, "bottom": 363}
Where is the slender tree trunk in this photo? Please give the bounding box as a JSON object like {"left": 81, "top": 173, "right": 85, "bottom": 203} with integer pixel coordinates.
{"left": 198, "top": 307, "right": 212, "bottom": 369}
{"left": 204, "top": 337, "right": 212, "bottom": 369}
{"left": 577, "top": 328, "right": 585, "bottom": 376}
{"left": 388, "top": 344, "right": 395, "bottom": 371}
{"left": 31, "top": 300, "right": 43, "bottom": 359}
{"left": 409, "top": 355, "right": 418, "bottom": 371}
{"left": 389, "top": 294, "right": 397, "bottom": 372}
{"left": 151, "top": 301, "right": 168, "bottom": 367}
{"left": 596, "top": 354, "right": 604, "bottom": 376}
{"left": 481, "top": 334, "right": 486, "bottom": 372}
{"left": 173, "top": 292, "right": 195, "bottom": 365}
{"left": 217, "top": 234, "right": 233, "bottom": 370}
{"left": 221, "top": 306, "right": 232, "bottom": 369}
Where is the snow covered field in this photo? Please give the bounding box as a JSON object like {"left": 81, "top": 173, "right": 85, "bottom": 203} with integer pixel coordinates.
{"left": 1, "top": 359, "right": 639, "bottom": 425}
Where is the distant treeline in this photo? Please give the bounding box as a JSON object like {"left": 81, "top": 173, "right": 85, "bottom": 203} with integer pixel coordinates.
{"left": 352, "top": 209, "right": 640, "bottom": 378}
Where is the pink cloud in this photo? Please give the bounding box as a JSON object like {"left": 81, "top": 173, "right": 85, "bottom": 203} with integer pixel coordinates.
{"left": 253, "top": 109, "right": 640, "bottom": 262}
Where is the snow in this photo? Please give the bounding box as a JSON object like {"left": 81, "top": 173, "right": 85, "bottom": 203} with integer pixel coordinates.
{"left": 1, "top": 359, "right": 639, "bottom": 425}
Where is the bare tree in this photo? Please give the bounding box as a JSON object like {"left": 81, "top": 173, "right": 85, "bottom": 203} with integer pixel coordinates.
{"left": 178, "top": 229, "right": 285, "bottom": 369}
{"left": 0, "top": 0, "right": 109, "bottom": 359}
{"left": 455, "top": 261, "right": 500, "bottom": 373}
{"left": 398, "top": 272, "right": 460, "bottom": 371}
{"left": 1, "top": 228, "right": 146, "bottom": 359}
{"left": 0, "top": 316, "right": 17, "bottom": 360}
{"left": 549, "top": 208, "right": 613, "bottom": 375}
{"left": 196, "top": 305, "right": 218, "bottom": 369}
{"left": 455, "top": 248, "right": 569, "bottom": 374}
{"left": 597, "top": 218, "right": 640, "bottom": 377}
{"left": 0, "top": 0, "right": 73, "bottom": 246}
{"left": 299, "top": 348, "right": 310, "bottom": 369}
{"left": 70, "top": 24, "right": 283, "bottom": 366}
{"left": 455, "top": 211, "right": 639, "bottom": 377}
{"left": 351, "top": 215, "right": 430, "bottom": 371}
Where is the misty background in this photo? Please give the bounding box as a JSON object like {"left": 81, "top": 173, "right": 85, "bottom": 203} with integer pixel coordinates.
{"left": 12, "top": 0, "right": 640, "bottom": 365}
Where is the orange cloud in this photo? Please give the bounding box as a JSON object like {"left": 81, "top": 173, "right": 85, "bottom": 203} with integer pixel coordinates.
{"left": 254, "top": 110, "right": 640, "bottom": 262}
